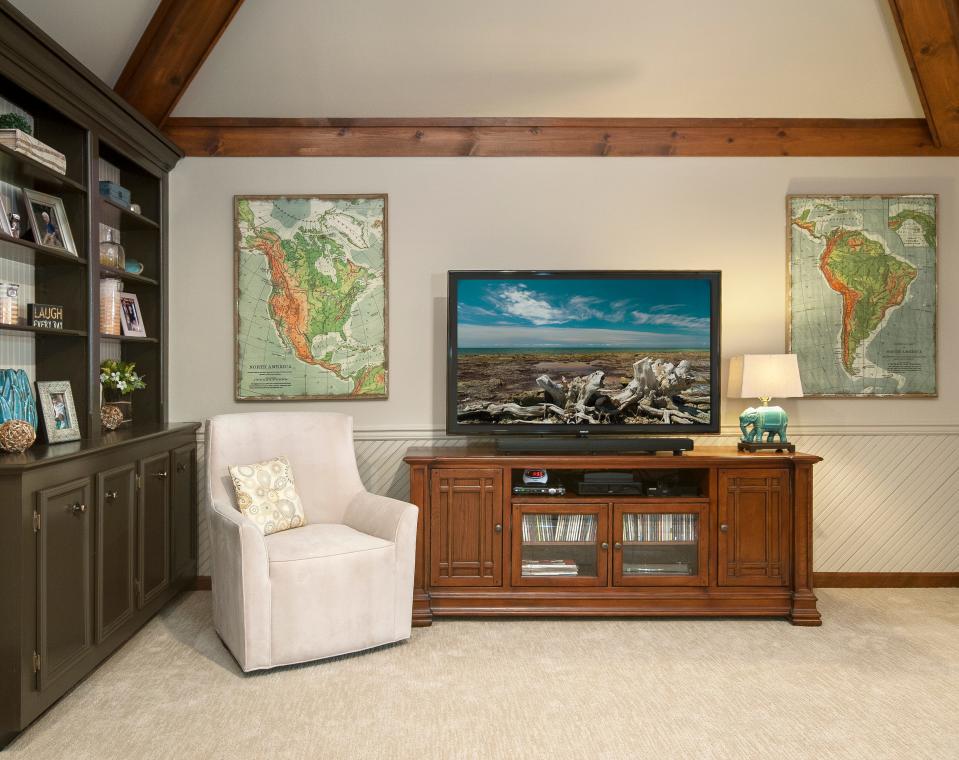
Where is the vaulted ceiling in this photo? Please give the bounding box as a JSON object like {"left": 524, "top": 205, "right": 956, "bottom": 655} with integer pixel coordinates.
{"left": 12, "top": 0, "right": 923, "bottom": 117}
{"left": 9, "top": 0, "right": 959, "bottom": 157}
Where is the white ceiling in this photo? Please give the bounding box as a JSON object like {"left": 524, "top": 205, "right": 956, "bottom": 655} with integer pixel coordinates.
{"left": 10, "top": 0, "right": 160, "bottom": 86}
{"left": 12, "top": 0, "right": 924, "bottom": 119}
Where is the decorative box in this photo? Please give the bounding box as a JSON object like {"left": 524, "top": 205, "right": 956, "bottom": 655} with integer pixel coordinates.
{"left": 98, "top": 181, "right": 132, "bottom": 206}
{"left": 0, "top": 129, "right": 66, "bottom": 175}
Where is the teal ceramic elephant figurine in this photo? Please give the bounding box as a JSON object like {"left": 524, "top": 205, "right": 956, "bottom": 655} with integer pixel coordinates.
{"left": 739, "top": 405, "right": 789, "bottom": 443}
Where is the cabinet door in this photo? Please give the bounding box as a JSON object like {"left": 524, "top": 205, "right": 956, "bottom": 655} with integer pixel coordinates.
{"left": 138, "top": 452, "right": 171, "bottom": 607}
{"left": 430, "top": 468, "right": 503, "bottom": 587}
{"left": 171, "top": 444, "right": 197, "bottom": 582}
{"left": 512, "top": 503, "right": 608, "bottom": 587}
{"left": 36, "top": 478, "right": 93, "bottom": 691}
{"left": 718, "top": 469, "right": 790, "bottom": 586}
{"left": 613, "top": 502, "right": 708, "bottom": 587}
{"left": 96, "top": 464, "right": 137, "bottom": 642}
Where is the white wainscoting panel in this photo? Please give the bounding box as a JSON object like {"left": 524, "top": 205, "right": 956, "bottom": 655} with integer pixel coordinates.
{"left": 194, "top": 429, "right": 959, "bottom": 577}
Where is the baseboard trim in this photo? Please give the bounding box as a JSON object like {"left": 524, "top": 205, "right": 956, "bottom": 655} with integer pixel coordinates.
{"left": 814, "top": 572, "right": 959, "bottom": 588}
{"left": 190, "top": 573, "right": 958, "bottom": 591}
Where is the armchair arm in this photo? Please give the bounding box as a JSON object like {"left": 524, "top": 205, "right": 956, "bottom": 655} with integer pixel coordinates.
{"left": 343, "top": 491, "right": 418, "bottom": 640}
{"left": 343, "top": 490, "right": 418, "bottom": 544}
{"left": 208, "top": 502, "right": 272, "bottom": 671}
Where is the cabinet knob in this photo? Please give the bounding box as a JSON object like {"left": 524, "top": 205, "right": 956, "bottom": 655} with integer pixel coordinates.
{"left": 153, "top": 470, "right": 169, "bottom": 479}
{"left": 720, "top": 524, "right": 729, "bottom": 533}
{"left": 614, "top": 542, "right": 622, "bottom": 550}
{"left": 104, "top": 490, "right": 118, "bottom": 501}
{"left": 71, "top": 502, "right": 87, "bottom": 515}
{"left": 494, "top": 523, "right": 502, "bottom": 533}
{"left": 601, "top": 542, "right": 609, "bottom": 550}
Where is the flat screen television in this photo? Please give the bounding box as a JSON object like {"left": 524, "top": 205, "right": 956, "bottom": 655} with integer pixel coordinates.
{"left": 447, "top": 270, "right": 721, "bottom": 437}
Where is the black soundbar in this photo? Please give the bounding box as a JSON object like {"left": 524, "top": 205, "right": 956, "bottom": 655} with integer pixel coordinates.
{"left": 495, "top": 437, "right": 694, "bottom": 455}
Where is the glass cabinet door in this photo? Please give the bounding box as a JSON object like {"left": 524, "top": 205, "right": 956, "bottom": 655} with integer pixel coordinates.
{"left": 511, "top": 504, "right": 608, "bottom": 586}
{"left": 613, "top": 503, "right": 708, "bottom": 586}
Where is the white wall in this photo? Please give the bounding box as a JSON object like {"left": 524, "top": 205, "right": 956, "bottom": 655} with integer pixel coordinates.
{"left": 170, "top": 157, "right": 958, "bottom": 430}
{"left": 170, "top": 157, "right": 959, "bottom": 574}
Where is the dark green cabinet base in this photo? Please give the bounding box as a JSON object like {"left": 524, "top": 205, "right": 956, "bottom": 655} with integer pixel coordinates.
{"left": 0, "top": 424, "right": 199, "bottom": 749}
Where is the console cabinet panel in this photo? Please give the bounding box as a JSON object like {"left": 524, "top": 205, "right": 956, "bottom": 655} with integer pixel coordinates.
{"left": 512, "top": 503, "right": 609, "bottom": 587}
{"left": 718, "top": 469, "right": 790, "bottom": 587}
{"left": 429, "top": 469, "right": 503, "bottom": 587}
{"left": 171, "top": 444, "right": 197, "bottom": 582}
{"left": 138, "top": 453, "right": 171, "bottom": 607}
{"left": 612, "top": 502, "right": 708, "bottom": 587}
{"left": 95, "top": 464, "right": 137, "bottom": 642}
{"left": 35, "top": 478, "right": 93, "bottom": 692}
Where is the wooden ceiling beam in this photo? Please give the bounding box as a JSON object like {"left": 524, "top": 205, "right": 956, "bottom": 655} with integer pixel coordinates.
{"left": 115, "top": 0, "right": 245, "bottom": 127}
{"left": 163, "top": 117, "right": 956, "bottom": 157}
{"left": 888, "top": 0, "right": 959, "bottom": 149}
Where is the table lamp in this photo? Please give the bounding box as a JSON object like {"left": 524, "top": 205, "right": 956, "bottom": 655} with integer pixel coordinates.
{"left": 728, "top": 354, "right": 804, "bottom": 452}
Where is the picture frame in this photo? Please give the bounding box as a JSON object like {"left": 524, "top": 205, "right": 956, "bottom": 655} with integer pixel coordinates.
{"left": 786, "top": 193, "right": 937, "bottom": 398}
{"left": 118, "top": 292, "right": 146, "bottom": 337}
{"left": 36, "top": 380, "right": 81, "bottom": 443}
{"left": 0, "top": 193, "right": 11, "bottom": 236}
{"left": 22, "top": 188, "right": 77, "bottom": 254}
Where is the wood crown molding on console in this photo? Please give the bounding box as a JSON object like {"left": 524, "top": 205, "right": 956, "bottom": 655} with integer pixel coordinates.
{"left": 888, "top": 0, "right": 959, "bottom": 149}
{"left": 162, "top": 117, "right": 959, "bottom": 157}
{"left": 115, "top": 0, "right": 245, "bottom": 127}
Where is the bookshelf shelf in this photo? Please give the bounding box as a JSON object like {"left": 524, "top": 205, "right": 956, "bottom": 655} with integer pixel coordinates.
{"left": 0, "top": 141, "right": 87, "bottom": 193}
{"left": 0, "top": 232, "right": 88, "bottom": 265}
{"left": 100, "top": 196, "right": 160, "bottom": 229}
{"left": 99, "top": 334, "right": 160, "bottom": 344}
{"left": 0, "top": 323, "right": 86, "bottom": 337}
{"left": 98, "top": 265, "right": 158, "bottom": 286}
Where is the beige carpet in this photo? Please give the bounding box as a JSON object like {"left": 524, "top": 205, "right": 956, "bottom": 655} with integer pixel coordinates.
{"left": 7, "top": 589, "right": 958, "bottom": 760}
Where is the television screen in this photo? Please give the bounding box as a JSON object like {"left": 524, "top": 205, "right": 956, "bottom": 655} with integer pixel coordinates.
{"left": 448, "top": 271, "right": 721, "bottom": 435}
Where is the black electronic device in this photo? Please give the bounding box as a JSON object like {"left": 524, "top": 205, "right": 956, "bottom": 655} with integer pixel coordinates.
{"left": 512, "top": 485, "right": 567, "bottom": 496}
{"left": 495, "top": 437, "right": 694, "bottom": 455}
{"left": 447, "top": 270, "right": 721, "bottom": 442}
{"left": 578, "top": 482, "right": 645, "bottom": 496}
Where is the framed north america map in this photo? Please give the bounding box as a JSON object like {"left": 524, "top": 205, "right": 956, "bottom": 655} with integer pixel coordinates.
{"left": 786, "top": 194, "right": 937, "bottom": 398}
{"left": 234, "top": 194, "right": 388, "bottom": 400}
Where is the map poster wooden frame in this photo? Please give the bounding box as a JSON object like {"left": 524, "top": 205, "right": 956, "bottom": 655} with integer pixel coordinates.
{"left": 233, "top": 193, "right": 389, "bottom": 401}
{"left": 785, "top": 193, "right": 937, "bottom": 399}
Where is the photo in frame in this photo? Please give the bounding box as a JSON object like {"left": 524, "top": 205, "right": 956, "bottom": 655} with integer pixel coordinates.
{"left": 118, "top": 292, "right": 146, "bottom": 337}
{"left": 36, "top": 380, "right": 81, "bottom": 443}
{"left": 23, "top": 188, "right": 76, "bottom": 254}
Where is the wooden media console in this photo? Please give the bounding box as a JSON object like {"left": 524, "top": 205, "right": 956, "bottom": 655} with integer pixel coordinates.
{"left": 404, "top": 446, "right": 822, "bottom": 626}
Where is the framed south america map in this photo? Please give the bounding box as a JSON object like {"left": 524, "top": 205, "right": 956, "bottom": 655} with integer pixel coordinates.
{"left": 786, "top": 194, "right": 937, "bottom": 398}
{"left": 234, "top": 194, "right": 388, "bottom": 400}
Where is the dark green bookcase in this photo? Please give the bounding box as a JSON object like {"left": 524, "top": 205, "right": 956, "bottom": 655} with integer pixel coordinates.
{"left": 0, "top": 2, "right": 199, "bottom": 748}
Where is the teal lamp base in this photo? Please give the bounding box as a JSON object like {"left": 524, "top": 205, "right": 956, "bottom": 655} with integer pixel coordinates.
{"left": 737, "top": 403, "right": 796, "bottom": 453}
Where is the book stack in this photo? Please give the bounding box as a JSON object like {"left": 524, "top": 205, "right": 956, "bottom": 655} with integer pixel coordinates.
{"left": 521, "top": 559, "right": 579, "bottom": 577}
{"left": 622, "top": 513, "right": 697, "bottom": 542}
{"left": 522, "top": 513, "right": 597, "bottom": 543}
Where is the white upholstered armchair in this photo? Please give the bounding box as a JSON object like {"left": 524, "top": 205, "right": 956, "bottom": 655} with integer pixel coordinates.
{"left": 205, "top": 412, "right": 418, "bottom": 671}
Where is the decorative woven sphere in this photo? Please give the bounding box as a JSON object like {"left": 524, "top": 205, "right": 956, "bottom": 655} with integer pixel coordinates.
{"left": 0, "top": 419, "right": 36, "bottom": 453}
{"left": 101, "top": 404, "right": 124, "bottom": 431}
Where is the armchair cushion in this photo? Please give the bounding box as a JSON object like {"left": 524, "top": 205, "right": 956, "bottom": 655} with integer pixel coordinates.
{"left": 264, "top": 523, "right": 391, "bottom": 563}
{"left": 229, "top": 455, "right": 307, "bottom": 535}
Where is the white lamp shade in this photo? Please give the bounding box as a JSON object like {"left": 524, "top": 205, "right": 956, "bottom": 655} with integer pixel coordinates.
{"left": 728, "top": 354, "right": 804, "bottom": 400}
